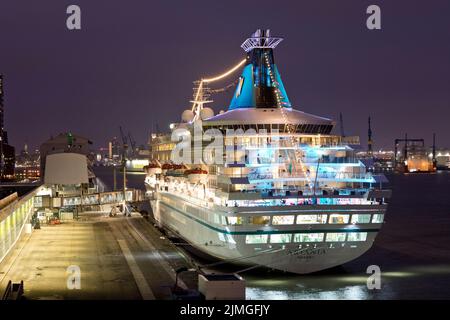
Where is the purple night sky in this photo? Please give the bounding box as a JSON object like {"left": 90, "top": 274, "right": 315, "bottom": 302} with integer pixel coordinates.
{"left": 0, "top": 0, "right": 449, "bottom": 151}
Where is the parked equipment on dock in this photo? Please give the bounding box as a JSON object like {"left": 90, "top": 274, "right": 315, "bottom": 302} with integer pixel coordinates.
{"left": 394, "top": 134, "right": 436, "bottom": 173}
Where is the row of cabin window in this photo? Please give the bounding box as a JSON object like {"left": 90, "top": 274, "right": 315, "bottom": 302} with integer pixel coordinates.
{"left": 228, "top": 213, "right": 384, "bottom": 226}
{"left": 161, "top": 196, "right": 383, "bottom": 227}
{"left": 245, "top": 232, "right": 368, "bottom": 244}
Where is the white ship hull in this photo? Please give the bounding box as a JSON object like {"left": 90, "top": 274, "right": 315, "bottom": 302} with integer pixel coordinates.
{"left": 150, "top": 193, "right": 381, "bottom": 274}
{"left": 146, "top": 29, "right": 391, "bottom": 275}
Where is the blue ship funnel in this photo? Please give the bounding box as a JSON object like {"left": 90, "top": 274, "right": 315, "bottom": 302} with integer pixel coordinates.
{"left": 229, "top": 29, "right": 291, "bottom": 110}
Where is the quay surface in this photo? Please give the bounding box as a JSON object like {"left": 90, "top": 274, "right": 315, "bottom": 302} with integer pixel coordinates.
{"left": 0, "top": 212, "right": 196, "bottom": 300}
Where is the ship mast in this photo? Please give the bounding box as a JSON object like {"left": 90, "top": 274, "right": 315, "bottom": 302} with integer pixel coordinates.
{"left": 190, "top": 59, "right": 247, "bottom": 121}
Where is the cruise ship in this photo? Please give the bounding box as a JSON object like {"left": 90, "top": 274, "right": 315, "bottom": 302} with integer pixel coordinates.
{"left": 145, "top": 30, "right": 391, "bottom": 274}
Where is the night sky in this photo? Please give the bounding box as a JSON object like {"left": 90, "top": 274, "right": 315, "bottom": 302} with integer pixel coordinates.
{"left": 1, "top": 0, "right": 449, "bottom": 151}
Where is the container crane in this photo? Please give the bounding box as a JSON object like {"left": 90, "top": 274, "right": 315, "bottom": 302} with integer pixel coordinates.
{"left": 128, "top": 131, "right": 137, "bottom": 158}
{"left": 118, "top": 126, "right": 128, "bottom": 196}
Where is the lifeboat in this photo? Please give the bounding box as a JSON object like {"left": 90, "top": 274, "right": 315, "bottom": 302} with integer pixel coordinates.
{"left": 161, "top": 163, "right": 174, "bottom": 173}
{"left": 185, "top": 168, "right": 208, "bottom": 184}
{"left": 165, "top": 163, "right": 188, "bottom": 177}
{"left": 144, "top": 161, "right": 162, "bottom": 175}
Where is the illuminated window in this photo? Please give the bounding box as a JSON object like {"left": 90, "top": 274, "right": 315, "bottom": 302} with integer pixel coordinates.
{"left": 293, "top": 233, "right": 324, "bottom": 242}
{"left": 228, "top": 216, "right": 243, "bottom": 225}
{"left": 296, "top": 214, "right": 327, "bottom": 224}
{"left": 270, "top": 234, "right": 292, "bottom": 243}
{"left": 236, "top": 77, "right": 244, "bottom": 97}
{"left": 351, "top": 214, "right": 371, "bottom": 224}
{"left": 328, "top": 214, "right": 349, "bottom": 224}
{"left": 245, "top": 234, "right": 268, "bottom": 244}
{"left": 250, "top": 216, "right": 271, "bottom": 225}
{"left": 325, "top": 233, "right": 346, "bottom": 242}
{"left": 272, "top": 215, "right": 295, "bottom": 225}
{"left": 372, "top": 214, "right": 384, "bottom": 223}
{"left": 218, "top": 233, "right": 226, "bottom": 242}
{"left": 347, "top": 232, "right": 368, "bottom": 241}
{"left": 226, "top": 234, "right": 236, "bottom": 244}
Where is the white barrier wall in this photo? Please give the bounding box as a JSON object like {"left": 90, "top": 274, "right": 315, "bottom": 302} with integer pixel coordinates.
{"left": 0, "top": 188, "right": 40, "bottom": 263}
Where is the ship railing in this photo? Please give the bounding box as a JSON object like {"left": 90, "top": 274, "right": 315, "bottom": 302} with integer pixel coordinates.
{"left": 228, "top": 187, "right": 369, "bottom": 198}
{"left": 243, "top": 172, "right": 374, "bottom": 181}
{"left": 224, "top": 197, "right": 378, "bottom": 208}
{"left": 229, "top": 155, "right": 361, "bottom": 166}
{"left": 245, "top": 158, "right": 360, "bottom": 165}
{"left": 304, "top": 158, "right": 360, "bottom": 164}
{"left": 222, "top": 171, "right": 374, "bottom": 181}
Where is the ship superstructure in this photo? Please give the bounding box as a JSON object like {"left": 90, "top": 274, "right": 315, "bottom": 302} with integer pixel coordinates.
{"left": 145, "top": 30, "right": 391, "bottom": 274}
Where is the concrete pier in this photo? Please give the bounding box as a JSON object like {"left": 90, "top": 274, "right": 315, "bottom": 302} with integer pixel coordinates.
{"left": 0, "top": 212, "right": 196, "bottom": 300}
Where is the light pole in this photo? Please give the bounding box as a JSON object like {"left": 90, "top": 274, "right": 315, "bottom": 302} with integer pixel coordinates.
{"left": 113, "top": 165, "right": 117, "bottom": 191}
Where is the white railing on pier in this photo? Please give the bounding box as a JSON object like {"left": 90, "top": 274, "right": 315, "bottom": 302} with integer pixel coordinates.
{"left": 0, "top": 187, "right": 43, "bottom": 264}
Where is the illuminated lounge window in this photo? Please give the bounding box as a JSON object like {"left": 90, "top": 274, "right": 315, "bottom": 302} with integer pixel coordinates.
{"left": 226, "top": 234, "right": 236, "bottom": 244}
{"left": 221, "top": 216, "right": 227, "bottom": 225}
{"left": 228, "top": 216, "right": 243, "bottom": 225}
{"left": 272, "top": 215, "right": 295, "bottom": 225}
{"left": 218, "top": 233, "right": 226, "bottom": 242}
{"left": 372, "top": 214, "right": 384, "bottom": 223}
{"left": 347, "top": 232, "right": 368, "bottom": 241}
{"left": 270, "top": 234, "right": 292, "bottom": 243}
{"left": 245, "top": 234, "right": 268, "bottom": 244}
{"left": 351, "top": 214, "right": 371, "bottom": 224}
{"left": 250, "top": 216, "right": 271, "bottom": 225}
{"left": 296, "top": 214, "right": 327, "bottom": 224}
{"left": 328, "top": 214, "right": 349, "bottom": 224}
{"left": 293, "top": 233, "right": 324, "bottom": 243}
{"left": 325, "top": 233, "right": 346, "bottom": 242}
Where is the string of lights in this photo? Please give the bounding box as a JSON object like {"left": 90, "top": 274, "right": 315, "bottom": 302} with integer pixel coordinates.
{"left": 209, "top": 78, "right": 240, "bottom": 93}
{"left": 202, "top": 58, "right": 247, "bottom": 83}
{"left": 191, "top": 58, "right": 247, "bottom": 117}
{"left": 263, "top": 52, "right": 312, "bottom": 187}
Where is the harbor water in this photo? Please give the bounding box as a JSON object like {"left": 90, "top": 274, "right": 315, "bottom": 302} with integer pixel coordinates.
{"left": 94, "top": 166, "right": 450, "bottom": 299}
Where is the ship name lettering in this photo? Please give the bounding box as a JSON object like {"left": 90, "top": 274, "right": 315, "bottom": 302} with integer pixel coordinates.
{"left": 289, "top": 248, "right": 326, "bottom": 257}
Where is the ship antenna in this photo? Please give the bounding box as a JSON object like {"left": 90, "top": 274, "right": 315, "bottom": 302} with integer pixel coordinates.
{"left": 368, "top": 116, "right": 373, "bottom": 156}
{"left": 190, "top": 58, "right": 247, "bottom": 121}
{"left": 339, "top": 112, "right": 345, "bottom": 137}
{"left": 432, "top": 133, "right": 437, "bottom": 169}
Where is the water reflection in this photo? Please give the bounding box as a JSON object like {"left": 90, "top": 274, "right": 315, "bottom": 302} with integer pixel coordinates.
{"left": 247, "top": 285, "right": 369, "bottom": 300}
{"left": 92, "top": 168, "right": 450, "bottom": 300}
{"left": 243, "top": 263, "right": 450, "bottom": 300}
{"left": 244, "top": 270, "right": 373, "bottom": 300}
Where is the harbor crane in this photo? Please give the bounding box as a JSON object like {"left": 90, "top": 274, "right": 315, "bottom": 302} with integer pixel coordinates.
{"left": 117, "top": 126, "right": 128, "bottom": 196}
{"left": 339, "top": 112, "right": 345, "bottom": 137}
{"left": 119, "top": 126, "right": 129, "bottom": 159}
{"left": 128, "top": 131, "right": 137, "bottom": 158}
